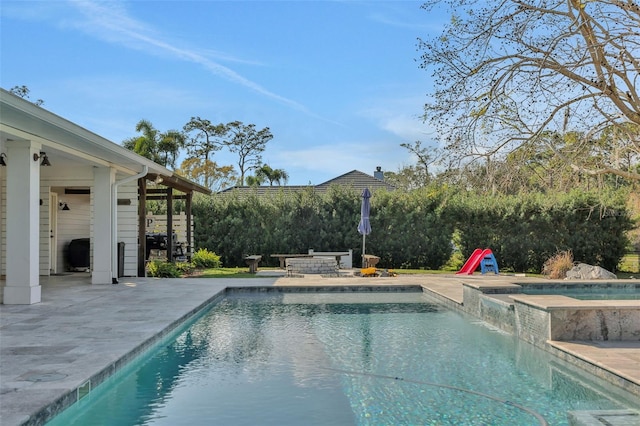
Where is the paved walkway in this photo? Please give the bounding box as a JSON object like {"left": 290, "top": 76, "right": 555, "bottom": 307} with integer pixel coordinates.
{"left": 1, "top": 272, "right": 638, "bottom": 425}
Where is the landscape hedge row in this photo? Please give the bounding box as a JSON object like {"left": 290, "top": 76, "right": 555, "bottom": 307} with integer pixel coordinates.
{"left": 192, "top": 187, "right": 633, "bottom": 273}
{"left": 448, "top": 190, "right": 633, "bottom": 272}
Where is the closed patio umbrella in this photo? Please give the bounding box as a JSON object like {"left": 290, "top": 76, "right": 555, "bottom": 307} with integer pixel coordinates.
{"left": 357, "top": 187, "right": 371, "bottom": 268}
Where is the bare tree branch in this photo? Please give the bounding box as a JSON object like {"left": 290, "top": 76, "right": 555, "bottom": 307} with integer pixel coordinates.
{"left": 419, "top": 0, "right": 640, "bottom": 180}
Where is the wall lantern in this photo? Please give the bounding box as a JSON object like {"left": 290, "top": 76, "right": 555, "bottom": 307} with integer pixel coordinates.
{"left": 33, "top": 152, "right": 51, "bottom": 166}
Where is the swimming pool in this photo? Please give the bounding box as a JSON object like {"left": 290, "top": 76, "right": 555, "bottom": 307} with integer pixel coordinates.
{"left": 46, "top": 290, "right": 638, "bottom": 425}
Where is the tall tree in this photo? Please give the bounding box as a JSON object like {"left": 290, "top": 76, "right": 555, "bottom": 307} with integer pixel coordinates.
{"left": 245, "top": 174, "right": 265, "bottom": 187}
{"left": 122, "top": 120, "right": 184, "bottom": 168}
{"left": 176, "top": 157, "right": 236, "bottom": 192}
{"left": 399, "top": 140, "right": 440, "bottom": 186}
{"left": 224, "top": 121, "right": 274, "bottom": 185}
{"left": 123, "top": 119, "right": 160, "bottom": 163}
{"left": 385, "top": 165, "right": 436, "bottom": 191}
{"left": 157, "top": 130, "right": 185, "bottom": 169}
{"left": 183, "top": 117, "right": 226, "bottom": 161}
{"left": 183, "top": 117, "right": 228, "bottom": 188}
{"left": 418, "top": 0, "right": 640, "bottom": 182}
{"left": 255, "top": 164, "right": 289, "bottom": 186}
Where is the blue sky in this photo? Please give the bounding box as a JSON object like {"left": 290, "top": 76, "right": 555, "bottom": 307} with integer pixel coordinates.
{"left": 1, "top": 1, "right": 442, "bottom": 185}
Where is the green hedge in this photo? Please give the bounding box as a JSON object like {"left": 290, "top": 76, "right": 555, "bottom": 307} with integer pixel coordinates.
{"left": 192, "top": 187, "right": 633, "bottom": 273}
{"left": 447, "top": 190, "right": 633, "bottom": 272}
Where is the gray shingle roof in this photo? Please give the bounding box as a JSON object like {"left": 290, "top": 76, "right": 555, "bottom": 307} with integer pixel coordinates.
{"left": 315, "top": 170, "right": 395, "bottom": 193}
{"left": 218, "top": 169, "right": 395, "bottom": 195}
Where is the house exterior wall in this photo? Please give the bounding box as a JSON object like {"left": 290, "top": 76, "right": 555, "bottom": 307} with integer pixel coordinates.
{"left": 89, "top": 180, "right": 140, "bottom": 278}
{"left": 1, "top": 89, "right": 188, "bottom": 301}
{"left": 90, "top": 170, "right": 138, "bottom": 277}
{"left": 42, "top": 169, "right": 139, "bottom": 277}
{"left": 117, "top": 181, "right": 139, "bottom": 277}
{"left": 0, "top": 174, "right": 150, "bottom": 281}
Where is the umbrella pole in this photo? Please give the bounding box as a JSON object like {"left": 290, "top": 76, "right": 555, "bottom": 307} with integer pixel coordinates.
{"left": 362, "top": 234, "right": 366, "bottom": 268}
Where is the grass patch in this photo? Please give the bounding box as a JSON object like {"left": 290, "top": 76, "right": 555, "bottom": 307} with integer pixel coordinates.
{"left": 617, "top": 272, "right": 636, "bottom": 279}
{"left": 182, "top": 262, "right": 638, "bottom": 279}
{"left": 188, "top": 267, "right": 271, "bottom": 278}
{"left": 187, "top": 267, "right": 450, "bottom": 278}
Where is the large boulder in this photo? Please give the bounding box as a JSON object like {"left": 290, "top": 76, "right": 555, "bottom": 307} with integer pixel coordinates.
{"left": 565, "top": 263, "right": 617, "bottom": 280}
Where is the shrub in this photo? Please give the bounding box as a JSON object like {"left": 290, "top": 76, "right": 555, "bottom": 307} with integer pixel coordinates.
{"left": 147, "top": 260, "right": 181, "bottom": 278}
{"left": 442, "top": 250, "right": 465, "bottom": 271}
{"left": 192, "top": 248, "right": 222, "bottom": 269}
{"left": 175, "top": 261, "right": 196, "bottom": 275}
{"left": 542, "top": 250, "right": 574, "bottom": 279}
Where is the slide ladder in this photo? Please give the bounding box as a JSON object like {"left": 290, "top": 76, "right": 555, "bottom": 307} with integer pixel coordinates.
{"left": 456, "top": 248, "right": 499, "bottom": 275}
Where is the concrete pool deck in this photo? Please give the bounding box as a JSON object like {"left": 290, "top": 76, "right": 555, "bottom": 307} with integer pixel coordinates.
{"left": 0, "top": 272, "right": 638, "bottom": 425}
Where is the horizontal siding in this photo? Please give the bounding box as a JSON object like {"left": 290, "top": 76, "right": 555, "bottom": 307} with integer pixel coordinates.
{"left": 118, "top": 182, "right": 139, "bottom": 276}
{"left": 39, "top": 186, "right": 50, "bottom": 275}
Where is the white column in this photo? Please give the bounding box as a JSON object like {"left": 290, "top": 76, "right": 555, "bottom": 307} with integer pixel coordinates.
{"left": 4, "top": 140, "right": 42, "bottom": 304}
{"left": 92, "top": 167, "right": 115, "bottom": 284}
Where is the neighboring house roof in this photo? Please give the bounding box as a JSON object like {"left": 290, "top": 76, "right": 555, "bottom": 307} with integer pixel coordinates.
{"left": 315, "top": 169, "right": 396, "bottom": 193}
{"left": 218, "top": 184, "right": 312, "bottom": 196}
{"left": 219, "top": 169, "right": 396, "bottom": 196}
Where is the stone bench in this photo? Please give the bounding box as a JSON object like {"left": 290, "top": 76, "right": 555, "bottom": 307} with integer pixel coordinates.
{"left": 244, "top": 255, "right": 262, "bottom": 274}
{"left": 286, "top": 257, "right": 338, "bottom": 276}
{"left": 308, "top": 249, "right": 352, "bottom": 269}
{"left": 270, "top": 253, "right": 312, "bottom": 268}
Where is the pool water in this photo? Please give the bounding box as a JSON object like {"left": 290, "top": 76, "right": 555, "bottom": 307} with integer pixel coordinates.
{"left": 46, "top": 291, "right": 637, "bottom": 426}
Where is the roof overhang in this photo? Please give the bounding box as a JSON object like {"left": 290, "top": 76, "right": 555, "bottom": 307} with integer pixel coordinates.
{"left": 146, "top": 173, "right": 211, "bottom": 195}
{"left": 0, "top": 89, "right": 168, "bottom": 177}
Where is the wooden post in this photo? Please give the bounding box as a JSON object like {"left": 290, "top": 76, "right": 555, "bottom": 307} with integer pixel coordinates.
{"left": 166, "top": 187, "right": 173, "bottom": 262}
{"left": 186, "top": 191, "right": 193, "bottom": 260}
